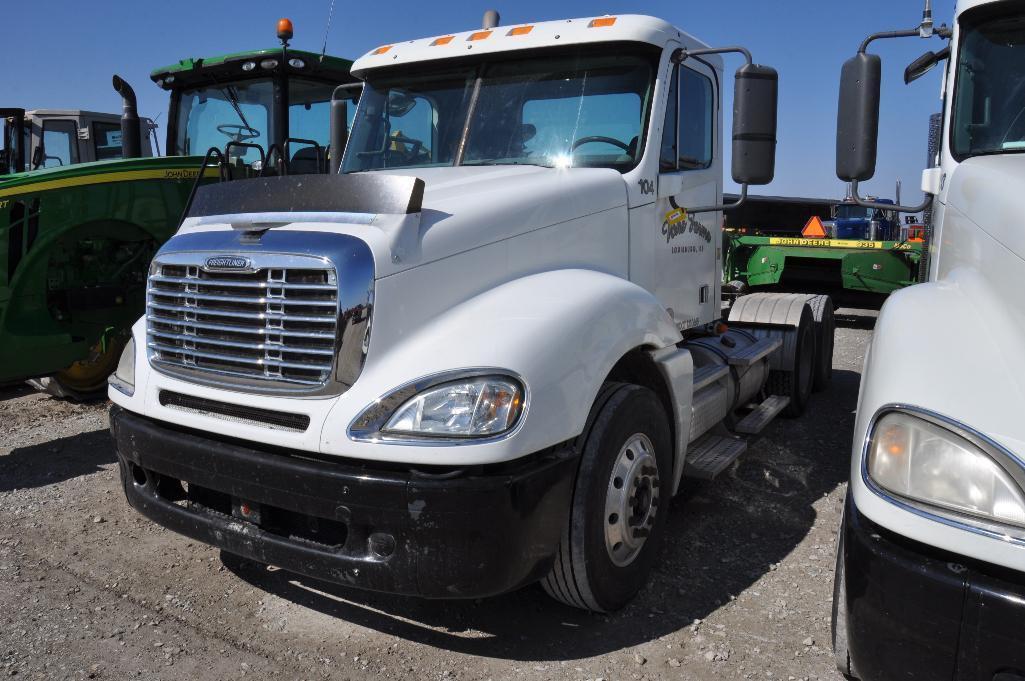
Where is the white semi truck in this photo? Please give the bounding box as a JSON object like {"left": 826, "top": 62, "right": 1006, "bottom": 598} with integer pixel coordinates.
{"left": 831, "top": 0, "right": 1025, "bottom": 678}
{"left": 107, "top": 13, "right": 832, "bottom": 612}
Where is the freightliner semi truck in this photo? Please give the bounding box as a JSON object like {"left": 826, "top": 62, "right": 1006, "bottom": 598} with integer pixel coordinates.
{"left": 0, "top": 21, "right": 358, "bottom": 398}
{"left": 831, "top": 1, "right": 1025, "bottom": 678}
{"left": 108, "top": 12, "right": 833, "bottom": 612}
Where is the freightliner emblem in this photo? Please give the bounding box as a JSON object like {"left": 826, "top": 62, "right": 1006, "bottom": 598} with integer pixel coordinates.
{"left": 205, "top": 256, "right": 252, "bottom": 271}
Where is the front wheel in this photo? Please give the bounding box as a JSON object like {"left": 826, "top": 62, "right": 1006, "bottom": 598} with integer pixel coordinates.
{"left": 542, "top": 383, "right": 672, "bottom": 612}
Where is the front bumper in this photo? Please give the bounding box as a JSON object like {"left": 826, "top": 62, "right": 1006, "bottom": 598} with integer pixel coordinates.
{"left": 840, "top": 495, "right": 1025, "bottom": 681}
{"left": 110, "top": 406, "right": 577, "bottom": 598}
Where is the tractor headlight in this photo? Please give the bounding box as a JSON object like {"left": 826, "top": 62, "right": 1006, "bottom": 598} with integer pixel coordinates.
{"left": 383, "top": 376, "right": 523, "bottom": 438}
{"left": 867, "top": 411, "right": 1025, "bottom": 528}
{"left": 108, "top": 337, "right": 136, "bottom": 396}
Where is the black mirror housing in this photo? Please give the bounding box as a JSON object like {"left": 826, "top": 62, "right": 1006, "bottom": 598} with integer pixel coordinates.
{"left": 904, "top": 50, "right": 938, "bottom": 84}
{"left": 731, "top": 63, "right": 778, "bottom": 185}
{"left": 836, "top": 52, "right": 882, "bottom": 182}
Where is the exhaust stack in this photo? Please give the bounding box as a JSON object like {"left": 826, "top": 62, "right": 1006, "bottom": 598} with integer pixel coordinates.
{"left": 112, "top": 75, "right": 141, "bottom": 159}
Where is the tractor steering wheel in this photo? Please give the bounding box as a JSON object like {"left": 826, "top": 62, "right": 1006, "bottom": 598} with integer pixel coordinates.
{"left": 571, "top": 136, "right": 631, "bottom": 152}
{"left": 216, "top": 124, "right": 261, "bottom": 142}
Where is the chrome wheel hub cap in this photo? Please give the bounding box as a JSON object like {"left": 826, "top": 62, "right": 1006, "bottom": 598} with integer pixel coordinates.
{"left": 604, "top": 433, "right": 660, "bottom": 567}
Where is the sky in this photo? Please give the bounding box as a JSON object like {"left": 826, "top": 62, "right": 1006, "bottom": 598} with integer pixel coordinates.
{"left": 3, "top": 0, "right": 955, "bottom": 202}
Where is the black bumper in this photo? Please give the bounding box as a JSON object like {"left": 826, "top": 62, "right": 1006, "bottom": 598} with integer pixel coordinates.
{"left": 109, "top": 406, "right": 577, "bottom": 599}
{"left": 840, "top": 495, "right": 1025, "bottom": 681}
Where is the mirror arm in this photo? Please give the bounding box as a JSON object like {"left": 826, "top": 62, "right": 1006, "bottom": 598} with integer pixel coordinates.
{"left": 686, "top": 183, "right": 747, "bottom": 215}
{"left": 674, "top": 45, "right": 751, "bottom": 66}
{"left": 850, "top": 180, "right": 932, "bottom": 213}
{"left": 859, "top": 25, "right": 952, "bottom": 53}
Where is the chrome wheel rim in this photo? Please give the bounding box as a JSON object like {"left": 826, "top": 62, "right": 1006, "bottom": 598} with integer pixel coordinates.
{"left": 604, "top": 433, "right": 660, "bottom": 567}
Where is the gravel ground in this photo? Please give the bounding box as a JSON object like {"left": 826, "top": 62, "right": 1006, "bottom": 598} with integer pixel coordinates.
{"left": 0, "top": 309, "right": 876, "bottom": 681}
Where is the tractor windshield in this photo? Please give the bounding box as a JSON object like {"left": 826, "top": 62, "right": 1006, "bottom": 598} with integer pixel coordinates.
{"left": 172, "top": 77, "right": 349, "bottom": 168}
{"left": 951, "top": 6, "right": 1025, "bottom": 159}
{"left": 343, "top": 47, "right": 656, "bottom": 173}
{"left": 172, "top": 79, "right": 275, "bottom": 165}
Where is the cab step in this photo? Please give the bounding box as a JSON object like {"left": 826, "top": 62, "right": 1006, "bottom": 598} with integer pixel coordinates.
{"left": 733, "top": 394, "right": 791, "bottom": 435}
{"left": 684, "top": 433, "right": 748, "bottom": 480}
{"left": 726, "top": 336, "right": 782, "bottom": 367}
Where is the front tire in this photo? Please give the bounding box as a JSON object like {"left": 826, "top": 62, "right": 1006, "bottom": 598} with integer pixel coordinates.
{"left": 832, "top": 501, "right": 858, "bottom": 678}
{"left": 542, "top": 383, "right": 672, "bottom": 612}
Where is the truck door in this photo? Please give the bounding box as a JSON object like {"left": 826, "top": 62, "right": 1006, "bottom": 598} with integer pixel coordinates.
{"left": 654, "top": 61, "right": 720, "bottom": 330}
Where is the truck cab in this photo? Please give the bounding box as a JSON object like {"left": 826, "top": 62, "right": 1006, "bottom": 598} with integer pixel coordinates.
{"left": 831, "top": 1, "right": 1025, "bottom": 679}
{"left": 109, "top": 13, "right": 827, "bottom": 613}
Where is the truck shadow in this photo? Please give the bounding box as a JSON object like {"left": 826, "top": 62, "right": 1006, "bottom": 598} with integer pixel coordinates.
{"left": 834, "top": 308, "right": 878, "bottom": 330}
{"left": 225, "top": 367, "right": 860, "bottom": 660}
{"left": 0, "top": 429, "right": 116, "bottom": 494}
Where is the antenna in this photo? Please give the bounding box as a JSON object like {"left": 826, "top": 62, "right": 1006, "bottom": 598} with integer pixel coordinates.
{"left": 321, "top": 0, "right": 337, "bottom": 60}
{"left": 920, "top": 0, "right": 935, "bottom": 37}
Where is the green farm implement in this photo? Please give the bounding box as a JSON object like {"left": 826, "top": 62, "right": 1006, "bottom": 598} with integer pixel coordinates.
{"left": 723, "top": 194, "right": 925, "bottom": 308}
{"left": 0, "top": 22, "right": 356, "bottom": 397}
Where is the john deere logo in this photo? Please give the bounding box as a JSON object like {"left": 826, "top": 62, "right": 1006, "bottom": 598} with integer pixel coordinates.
{"left": 205, "top": 256, "right": 251, "bottom": 271}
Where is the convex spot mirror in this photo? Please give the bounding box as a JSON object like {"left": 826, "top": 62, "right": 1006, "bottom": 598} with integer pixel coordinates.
{"left": 904, "top": 46, "right": 950, "bottom": 84}
{"left": 836, "top": 52, "right": 882, "bottom": 182}
{"left": 387, "top": 92, "right": 417, "bottom": 118}
{"left": 732, "top": 64, "right": 778, "bottom": 185}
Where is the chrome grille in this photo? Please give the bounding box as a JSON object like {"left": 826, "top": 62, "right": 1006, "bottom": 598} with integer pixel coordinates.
{"left": 146, "top": 257, "right": 339, "bottom": 389}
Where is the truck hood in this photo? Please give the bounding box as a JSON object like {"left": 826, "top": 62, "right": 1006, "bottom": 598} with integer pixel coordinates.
{"left": 369, "top": 165, "right": 627, "bottom": 276}
{"left": 945, "top": 155, "right": 1025, "bottom": 264}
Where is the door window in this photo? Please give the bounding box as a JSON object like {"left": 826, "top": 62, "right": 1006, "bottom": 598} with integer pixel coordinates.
{"left": 93, "top": 122, "right": 124, "bottom": 161}
{"left": 39, "top": 119, "right": 79, "bottom": 168}
{"left": 660, "top": 65, "right": 714, "bottom": 172}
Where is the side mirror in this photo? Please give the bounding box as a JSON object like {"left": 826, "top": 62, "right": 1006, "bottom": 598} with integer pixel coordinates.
{"left": 904, "top": 46, "right": 949, "bottom": 84}
{"left": 31, "top": 144, "right": 45, "bottom": 170}
{"left": 731, "top": 64, "right": 778, "bottom": 185}
{"left": 836, "top": 52, "right": 882, "bottom": 182}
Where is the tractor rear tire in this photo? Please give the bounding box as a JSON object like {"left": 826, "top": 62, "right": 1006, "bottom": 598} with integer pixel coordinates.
{"left": 28, "top": 336, "right": 126, "bottom": 402}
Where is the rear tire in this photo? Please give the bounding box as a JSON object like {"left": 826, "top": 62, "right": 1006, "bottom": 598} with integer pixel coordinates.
{"left": 766, "top": 304, "right": 815, "bottom": 417}
{"left": 542, "top": 383, "right": 672, "bottom": 612}
{"left": 807, "top": 295, "right": 835, "bottom": 392}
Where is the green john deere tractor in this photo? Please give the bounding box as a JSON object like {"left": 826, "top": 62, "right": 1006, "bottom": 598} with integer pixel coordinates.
{"left": 0, "top": 22, "right": 358, "bottom": 398}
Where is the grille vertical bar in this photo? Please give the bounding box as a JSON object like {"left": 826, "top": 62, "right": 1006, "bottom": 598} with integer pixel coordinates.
{"left": 146, "top": 257, "right": 340, "bottom": 390}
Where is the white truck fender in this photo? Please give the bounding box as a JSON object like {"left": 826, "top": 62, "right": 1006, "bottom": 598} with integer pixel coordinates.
{"left": 322, "top": 268, "right": 683, "bottom": 465}
{"left": 852, "top": 269, "right": 1025, "bottom": 572}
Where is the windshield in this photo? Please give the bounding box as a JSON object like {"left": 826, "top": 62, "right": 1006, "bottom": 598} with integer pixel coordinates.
{"left": 835, "top": 204, "right": 877, "bottom": 220}
{"left": 343, "top": 48, "right": 656, "bottom": 173}
{"left": 951, "top": 7, "right": 1025, "bottom": 159}
{"left": 173, "top": 79, "right": 274, "bottom": 164}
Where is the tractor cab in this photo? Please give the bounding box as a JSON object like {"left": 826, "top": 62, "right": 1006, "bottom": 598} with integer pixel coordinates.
{"left": 1, "top": 108, "right": 156, "bottom": 176}
{"left": 152, "top": 21, "right": 359, "bottom": 178}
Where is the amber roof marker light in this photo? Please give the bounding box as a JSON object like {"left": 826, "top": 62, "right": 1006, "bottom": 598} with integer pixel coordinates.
{"left": 277, "top": 18, "right": 294, "bottom": 45}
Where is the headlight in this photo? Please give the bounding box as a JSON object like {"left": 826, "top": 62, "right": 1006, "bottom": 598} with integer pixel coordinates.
{"left": 383, "top": 376, "right": 523, "bottom": 438}
{"left": 108, "top": 337, "right": 136, "bottom": 396}
{"left": 867, "top": 411, "right": 1025, "bottom": 528}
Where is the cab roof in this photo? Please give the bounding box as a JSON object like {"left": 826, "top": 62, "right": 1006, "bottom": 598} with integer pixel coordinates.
{"left": 150, "top": 48, "right": 355, "bottom": 90}
{"left": 351, "top": 14, "right": 715, "bottom": 78}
